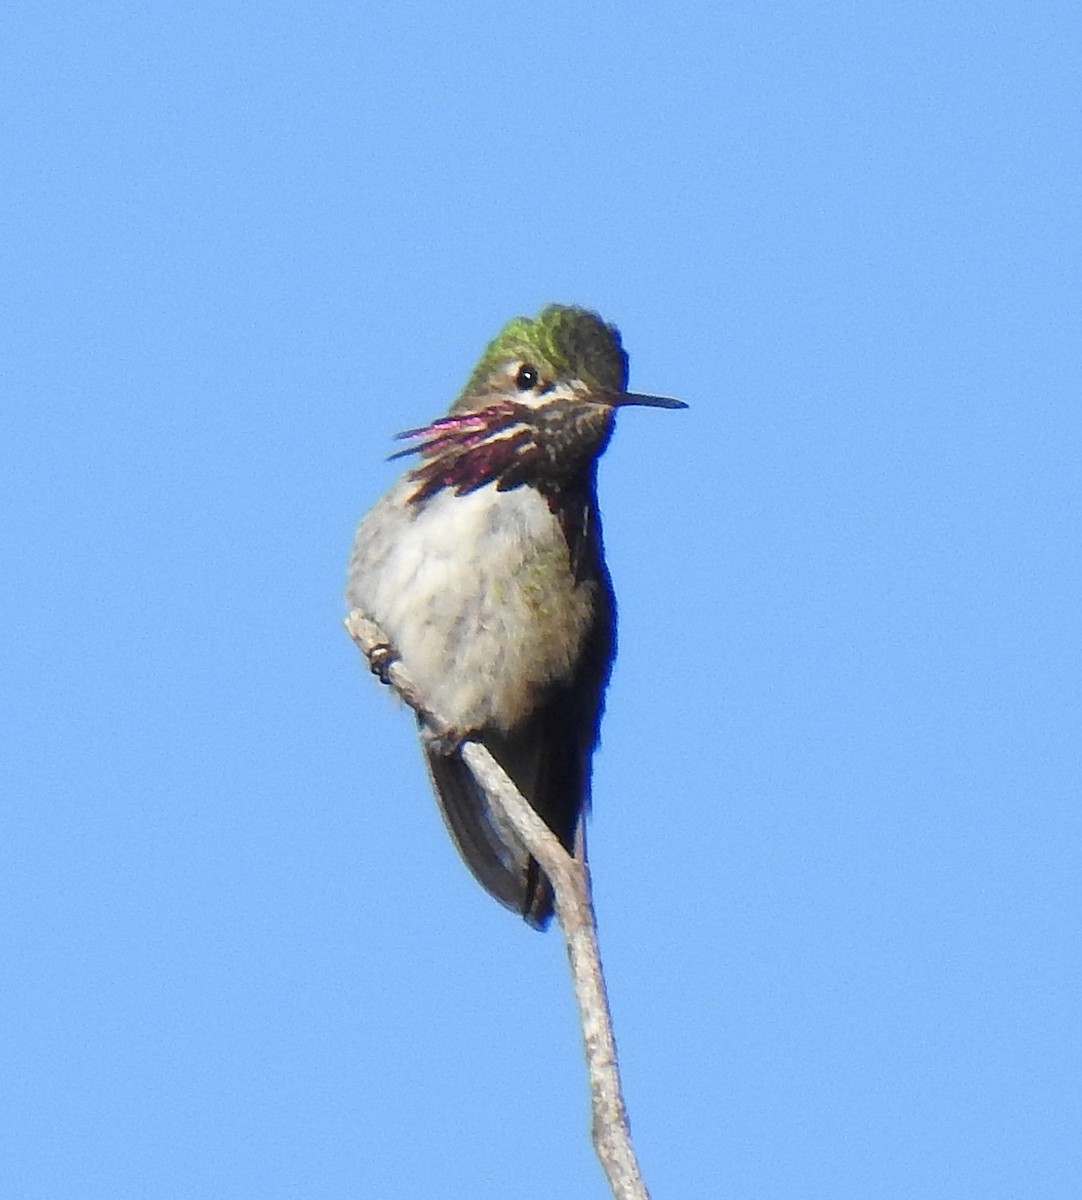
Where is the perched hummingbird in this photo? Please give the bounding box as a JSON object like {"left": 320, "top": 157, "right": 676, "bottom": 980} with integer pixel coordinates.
{"left": 347, "top": 304, "right": 685, "bottom": 928}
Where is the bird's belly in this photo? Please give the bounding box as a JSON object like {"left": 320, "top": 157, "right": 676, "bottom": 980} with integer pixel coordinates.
{"left": 348, "top": 482, "right": 598, "bottom": 731}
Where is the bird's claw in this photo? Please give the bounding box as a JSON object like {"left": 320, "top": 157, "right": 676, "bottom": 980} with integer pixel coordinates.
{"left": 368, "top": 642, "right": 398, "bottom": 685}
{"left": 422, "top": 724, "right": 474, "bottom": 757}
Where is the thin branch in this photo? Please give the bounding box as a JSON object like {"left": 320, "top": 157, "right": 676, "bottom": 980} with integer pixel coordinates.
{"left": 345, "top": 609, "right": 651, "bottom": 1200}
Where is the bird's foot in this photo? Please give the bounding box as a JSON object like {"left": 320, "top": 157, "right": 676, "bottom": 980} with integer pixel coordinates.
{"left": 421, "top": 724, "right": 475, "bottom": 757}
{"left": 367, "top": 642, "right": 399, "bottom": 685}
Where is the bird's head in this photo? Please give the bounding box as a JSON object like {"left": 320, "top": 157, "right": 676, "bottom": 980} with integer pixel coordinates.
{"left": 394, "top": 305, "right": 686, "bottom": 502}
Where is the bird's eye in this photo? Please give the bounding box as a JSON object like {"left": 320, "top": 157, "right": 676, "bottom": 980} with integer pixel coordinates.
{"left": 515, "top": 363, "right": 540, "bottom": 391}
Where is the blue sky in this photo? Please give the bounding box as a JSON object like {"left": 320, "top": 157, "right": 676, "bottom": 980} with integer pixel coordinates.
{"left": 3, "top": 2, "right": 1080, "bottom": 1197}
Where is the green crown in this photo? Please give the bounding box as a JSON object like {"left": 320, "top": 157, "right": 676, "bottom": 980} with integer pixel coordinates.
{"left": 457, "top": 305, "right": 629, "bottom": 404}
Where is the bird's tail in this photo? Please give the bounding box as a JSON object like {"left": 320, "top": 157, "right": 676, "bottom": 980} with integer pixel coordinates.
{"left": 425, "top": 746, "right": 556, "bottom": 928}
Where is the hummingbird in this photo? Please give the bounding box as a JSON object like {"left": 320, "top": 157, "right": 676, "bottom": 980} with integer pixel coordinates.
{"left": 347, "top": 304, "right": 685, "bottom": 928}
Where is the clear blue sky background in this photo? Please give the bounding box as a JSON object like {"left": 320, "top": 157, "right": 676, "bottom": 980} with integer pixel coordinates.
{"left": 3, "top": 3, "right": 1079, "bottom": 1197}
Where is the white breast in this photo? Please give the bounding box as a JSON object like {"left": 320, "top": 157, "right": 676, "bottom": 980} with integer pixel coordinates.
{"left": 348, "top": 481, "right": 597, "bottom": 731}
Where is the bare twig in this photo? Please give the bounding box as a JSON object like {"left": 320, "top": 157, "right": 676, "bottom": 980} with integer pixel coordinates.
{"left": 345, "top": 609, "right": 651, "bottom": 1200}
